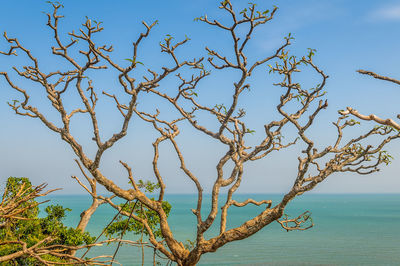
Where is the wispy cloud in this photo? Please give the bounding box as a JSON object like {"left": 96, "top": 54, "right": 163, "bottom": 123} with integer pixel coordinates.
{"left": 370, "top": 4, "right": 400, "bottom": 21}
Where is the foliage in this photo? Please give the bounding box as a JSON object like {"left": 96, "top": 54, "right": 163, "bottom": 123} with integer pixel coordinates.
{"left": 105, "top": 180, "right": 171, "bottom": 239}
{"left": 105, "top": 200, "right": 171, "bottom": 239}
{"left": 0, "top": 177, "right": 94, "bottom": 265}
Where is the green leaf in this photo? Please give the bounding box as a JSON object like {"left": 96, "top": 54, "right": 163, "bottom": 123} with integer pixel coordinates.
{"left": 262, "top": 9, "right": 270, "bottom": 15}
{"left": 246, "top": 129, "right": 256, "bottom": 134}
{"left": 125, "top": 58, "right": 144, "bottom": 66}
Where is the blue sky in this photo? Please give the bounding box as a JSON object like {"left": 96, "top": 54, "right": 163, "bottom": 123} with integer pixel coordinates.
{"left": 0, "top": 0, "right": 400, "bottom": 194}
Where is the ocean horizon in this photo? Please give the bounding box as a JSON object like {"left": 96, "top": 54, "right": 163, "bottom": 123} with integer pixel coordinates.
{"left": 41, "top": 194, "right": 400, "bottom": 265}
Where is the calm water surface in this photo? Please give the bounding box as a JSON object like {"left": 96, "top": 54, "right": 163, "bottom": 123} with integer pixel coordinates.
{"left": 42, "top": 194, "right": 400, "bottom": 265}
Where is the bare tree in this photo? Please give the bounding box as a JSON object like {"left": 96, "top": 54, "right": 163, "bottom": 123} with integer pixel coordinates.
{"left": 1, "top": 1, "right": 398, "bottom": 265}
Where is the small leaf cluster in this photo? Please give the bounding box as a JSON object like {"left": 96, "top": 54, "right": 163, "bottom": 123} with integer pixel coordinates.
{"left": 45, "top": 1, "right": 64, "bottom": 8}
{"left": 379, "top": 150, "right": 394, "bottom": 165}
{"left": 125, "top": 58, "right": 144, "bottom": 67}
{"left": 346, "top": 119, "right": 361, "bottom": 126}
{"left": 159, "top": 34, "right": 174, "bottom": 49}
{"left": 106, "top": 180, "right": 171, "bottom": 239}
{"left": 214, "top": 104, "right": 227, "bottom": 115}
{"left": 105, "top": 199, "right": 171, "bottom": 239}
{"left": 245, "top": 128, "right": 256, "bottom": 134}
{"left": 137, "top": 179, "right": 160, "bottom": 193}
{"left": 184, "top": 239, "right": 195, "bottom": 250}
{"left": 374, "top": 124, "right": 400, "bottom": 133}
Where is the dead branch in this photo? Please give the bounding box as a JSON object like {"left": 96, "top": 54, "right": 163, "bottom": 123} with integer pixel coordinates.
{"left": 277, "top": 211, "right": 314, "bottom": 232}
{"left": 0, "top": 183, "right": 59, "bottom": 227}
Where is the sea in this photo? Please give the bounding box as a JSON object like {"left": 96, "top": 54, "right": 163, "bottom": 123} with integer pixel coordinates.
{"left": 41, "top": 194, "right": 400, "bottom": 265}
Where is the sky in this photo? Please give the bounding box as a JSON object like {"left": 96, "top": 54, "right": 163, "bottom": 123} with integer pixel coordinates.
{"left": 0, "top": 0, "right": 400, "bottom": 195}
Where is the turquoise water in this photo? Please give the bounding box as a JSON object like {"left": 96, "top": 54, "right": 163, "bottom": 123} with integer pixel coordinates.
{"left": 42, "top": 194, "right": 400, "bottom": 265}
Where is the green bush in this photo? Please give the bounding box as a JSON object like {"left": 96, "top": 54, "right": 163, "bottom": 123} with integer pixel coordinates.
{"left": 0, "top": 177, "right": 94, "bottom": 265}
